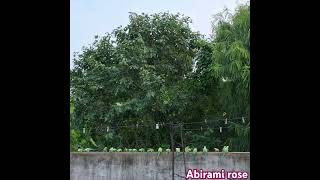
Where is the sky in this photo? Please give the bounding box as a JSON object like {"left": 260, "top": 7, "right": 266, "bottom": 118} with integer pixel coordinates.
{"left": 70, "top": 0, "right": 246, "bottom": 69}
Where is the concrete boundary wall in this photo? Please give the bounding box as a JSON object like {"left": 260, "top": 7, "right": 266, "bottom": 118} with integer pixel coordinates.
{"left": 70, "top": 152, "right": 250, "bottom": 180}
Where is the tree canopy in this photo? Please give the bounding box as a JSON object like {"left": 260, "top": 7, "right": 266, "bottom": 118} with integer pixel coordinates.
{"left": 71, "top": 3, "right": 250, "bottom": 152}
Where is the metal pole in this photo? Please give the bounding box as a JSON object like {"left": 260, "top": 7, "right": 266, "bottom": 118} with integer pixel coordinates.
{"left": 170, "top": 122, "right": 175, "bottom": 180}
{"left": 180, "top": 124, "right": 187, "bottom": 176}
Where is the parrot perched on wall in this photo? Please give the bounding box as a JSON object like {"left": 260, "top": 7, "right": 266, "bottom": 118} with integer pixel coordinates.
{"left": 157, "top": 147, "right": 163, "bottom": 157}
{"left": 77, "top": 148, "right": 84, "bottom": 152}
{"left": 84, "top": 148, "right": 93, "bottom": 152}
{"left": 184, "top": 146, "right": 191, "bottom": 153}
{"left": 203, "top": 146, "right": 208, "bottom": 153}
{"left": 117, "top": 148, "right": 122, "bottom": 152}
{"left": 109, "top": 147, "right": 117, "bottom": 152}
{"left": 214, "top": 148, "right": 219, "bottom": 152}
{"left": 165, "top": 149, "right": 171, "bottom": 153}
{"left": 222, "top": 146, "right": 229, "bottom": 152}
{"left": 132, "top": 149, "right": 137, "bottom": 152}
{"left": 139, "top": 148, "right": 145, "bottom": 152}
{"left": 203, "top": 146, "right": 208, "bottom": 159}
{"left": 103, "top": 147, "right": 108, "bottom": 152}
{"left": 193, "top": 148, "right": 197, "bottom": 154}
{"left": 192, "top": 148, "right": 198, "bottom": 160}
{"left": 147, "top": 148, "right": 154, "bottom": 152}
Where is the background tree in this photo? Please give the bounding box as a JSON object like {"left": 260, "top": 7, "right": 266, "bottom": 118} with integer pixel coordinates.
{"left": 210, "top": 4, "right": 250, "bottom": 151}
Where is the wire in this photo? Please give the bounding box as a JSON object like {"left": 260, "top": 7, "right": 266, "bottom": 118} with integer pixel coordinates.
{"left": 182, "top": 117, "right": 245, "bottom": 125}
{"left": 97, "top": 116, "right": 248, "bottom": 131}
{"left": 183, "top": 127, "right": 226, "bottom": 131}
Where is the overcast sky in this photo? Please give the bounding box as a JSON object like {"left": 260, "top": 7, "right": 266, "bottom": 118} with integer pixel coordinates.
{"left": 70, "top": 0, "right": 246, "bottom": 69}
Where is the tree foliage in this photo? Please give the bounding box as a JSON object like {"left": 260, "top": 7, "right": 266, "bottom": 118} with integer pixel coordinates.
{"left": 70, "top": 4, "right": 250, "bottom": 152}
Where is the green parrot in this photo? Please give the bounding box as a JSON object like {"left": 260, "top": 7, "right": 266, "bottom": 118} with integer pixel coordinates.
{"left": 222, "top": 146, "right": 229, "bottom": 152}
{"left": 157, "top": 147, "right": 163, "bottom": 157}
{"left": 117, "top": 148, "right": 122, "bottom": 152}
{"left": 165, "top": 149, "right": 171, "bottom": 153}
{"left": 109, "top": 147, "right": 117, "bottom": 152}
{"left": 203, "top": 146, "right": 208, "bottom": 153}
{"left": 139, "top": 148, "right": 145, "bottom": 152}
{"left": 103, "top": 147, "right": 108, "bottom": 152}
{"left": 84, "top": 148, "right": 93, "bottom": 152}
{"left": 192, "top": 148, "right": 198, "bottom": 160}
{"left": 203, "top": 146, "right": 208, "bottom": 159}
{"left": 184, "top": 146, "right": 191, "bottom": 153}
{"left": 147, "top": 148, "right": 154, "bottom": 152}
{"left": 132, "top": 149, "right": 137, "bottom": 152}
{"left": 193, "top": 148, "right": 197, "bottom": 154}
{"left": 77, "top": 148, "right": 84, "bottom": 152}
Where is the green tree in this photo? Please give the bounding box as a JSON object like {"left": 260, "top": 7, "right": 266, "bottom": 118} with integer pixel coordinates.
{"left": 210, "top": 4, "right": 250, "bottom": 151}
{"left": 71, "top": 12, "right": 201, "bottom": 149}
{"left": 211, "top": 4, "right": 250, "bottom": 117}
{"left": 179, "top": 3, "right": 250, "bottom": 151}
{"left": 70, "top": 3, "right": 250, "bottom": 152}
